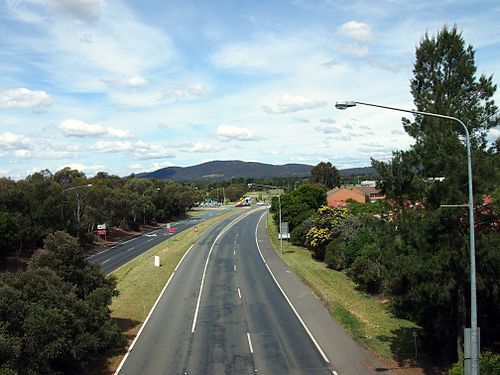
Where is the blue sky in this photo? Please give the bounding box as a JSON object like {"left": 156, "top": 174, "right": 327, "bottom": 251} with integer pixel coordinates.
{"left": 1, "top": 0, "right": 499, "bottom": 179}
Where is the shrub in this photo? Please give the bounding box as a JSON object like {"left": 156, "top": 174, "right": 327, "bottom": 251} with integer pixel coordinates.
{"left": 324, "top": 238, "right": 345, "bottom": 270}
{"left": 290, "top": 221, "right": 310, "bottom": 246}
{"left": 348, "top": 257, "right": 385, "bottom": 294}
{"left": 447, "top": 351, "right": 500, "bottom": 375}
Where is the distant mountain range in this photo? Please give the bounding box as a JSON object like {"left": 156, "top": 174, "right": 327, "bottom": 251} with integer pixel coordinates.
{"left": 137, "top": 160, "right": 376, "bottom": 182}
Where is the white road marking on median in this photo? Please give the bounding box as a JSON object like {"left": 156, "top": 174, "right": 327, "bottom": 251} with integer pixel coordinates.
{"left": 237, "top": 288, "right": 241, "bottom": 299}
{"left": 233, "top": 250, "right": 236, "bottom": 256}
{"left": 191, "top": 210, "right": 256, "bottom": 334}
{"left": 254, "top": 212, "right": 330, "bottom": 364}
{"left": 247, "top": 332, "right": 254, "bottom": 353}
{"left": 126, "top": 247, "right": 135, "bottom": 252}
{"left": 102, "top": 259, "right": 110, "bottom": 264}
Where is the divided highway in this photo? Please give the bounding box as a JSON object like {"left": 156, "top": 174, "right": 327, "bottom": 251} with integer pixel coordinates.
{"left": 88, "top": 208, "right": 231, "bottom": 274}
{"left": 115, "top": 208, "right": 332, "bottom": 375}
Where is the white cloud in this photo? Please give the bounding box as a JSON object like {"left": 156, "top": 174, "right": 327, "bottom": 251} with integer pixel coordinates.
{"left": 180, "top": 142, "right": 221, "bottom": 153}
{"left": 14, "top": 149, "right": 73, "bottom": 159}
{"left": 47, "top": 0, "right": 106, "bottom": 23}
{"left": 90, "top": 140, "right": 174, "bottom": 159}
{"left": 57, "top": 163, "right": 106, "bottom": 174}
{"left": 338, "top": 21, "right": 372, "bottom": 42}
{"left": 210, "top": 42, "right": 269, "bottom": 70}
{"left": 315, "top": 124, "right": 342, "bottom": 134}
{"left": 59, "top": 119, "right": 106, "bottom": 137}
{"left": 160, "top": 84, "right": 208, "bottom": 102}
{"left": 106, "top": 127, "right": 132, "bottom": 138}
{"left": 217, "top": 125, "right": 255, "bottom": 141}
{"left": 320, "top": 118, "right": 336, "bottom": 124}
{"left": 0, "top": 132, "right": 31, "bottom": 150}
{"left": 0, "top": 88, "right": 52, "bottom": 110}
{"left": 341, "top": 44, "right": 370, "bottom": 57}
{"left": 90, "top": 140, "right": 132, "bottom": 152}
{"left": 262, "top": 94, "right": 327, "bottom": 114}
{"left": 291, "top": 118, "right": 310, "bottom": 124}
{"left": 391, "top": 129, "right": 406, "bottom": 135}
{"left": 58, "top": 119, "right": 131, "bottom": 138}
{"left": 103, "top": 74, "right": 149, "bottom": 87}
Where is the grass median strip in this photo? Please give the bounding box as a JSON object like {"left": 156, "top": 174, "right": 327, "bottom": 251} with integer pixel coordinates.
{"left": 266, "top": 214, "right": 418, "bottom": 360}
{"left": 99, "top": 209, "right": 239, "bottom": 374}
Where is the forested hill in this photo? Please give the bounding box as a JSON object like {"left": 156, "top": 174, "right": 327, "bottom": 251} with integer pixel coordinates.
{"left": 137, "top": 161, "right": 312, "bottom": 181}
{"left": 137, "top": 160, "right": 376, "bottom": 181}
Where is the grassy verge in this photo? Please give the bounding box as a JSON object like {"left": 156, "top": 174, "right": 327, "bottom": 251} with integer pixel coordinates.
{"left": 266, "top": 214, "right": 418, "bottom": 360}
{"left": 96, "top": 209, "right": 239, "bottom": 374}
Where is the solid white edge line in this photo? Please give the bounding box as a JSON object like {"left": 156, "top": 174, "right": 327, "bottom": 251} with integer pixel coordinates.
{"left": 237, "top": 288, "right": 242, "bottom": 299}
{"left": 191, "top": 209, "right": 261, "bottom": 334}
{"left": 175, "top": 244, "right": 194, "bottom": 272}
{"left": 247, "top": 332, "right": 254, "bottom": 354}
{"left": 113, "top": 241, "right": 197, "bottom": 375}
{"left": 254, "top": 211, "right": 330, "bottom": 364}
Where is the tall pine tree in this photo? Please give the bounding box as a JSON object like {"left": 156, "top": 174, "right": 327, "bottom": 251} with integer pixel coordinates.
{"left": 373, "top": 26, "right": 500, "bottom": 359}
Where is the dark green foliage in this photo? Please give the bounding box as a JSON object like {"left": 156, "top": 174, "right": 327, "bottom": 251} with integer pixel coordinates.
{"left": 0, "top": 170, "right": 202, "bottom": 259}
{"left": 309, "top": 162, "right": 341, "bottom": 189}
{"left": 0, "top": 212, "right": 17, "bottom": 259}
{"left": 223, "top": 184, "right": 247, "bottom": 202}
{"left": 348, "top": 257, "right": 385, "bottom": 294}
{"left": 30, "top": 231, "right": 118, "bottom": 299}
{"left": 448, "top": 352, "right": 500, "bottom": 375}
{"left": 0, "top": 232, "right": 123, "bottom": 374}
{"left": 383, "top": 209, "right": 470, "bottom": 356}
{"left": 370, "top": 25, "right": 500, "bottom": 359}
{"left": 324, "top": 238, "right": 344, "bottom": 270}
{"left": 271, "top": 184, "right": 326, "bottom": 231}
{"left": 290, "top": 221, "right": 309, "bottom": 246}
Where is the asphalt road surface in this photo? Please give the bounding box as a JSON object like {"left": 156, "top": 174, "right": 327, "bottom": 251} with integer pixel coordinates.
{"left": 116, "top": 208, "right": 332, "bottom": 375}
{"left": 87, "top": 208, "right": 232, "bottom": 274}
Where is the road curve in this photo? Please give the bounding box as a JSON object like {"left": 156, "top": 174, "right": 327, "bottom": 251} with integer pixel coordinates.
{"left": 116, "top": 208, "right": 331, "bottom": 375}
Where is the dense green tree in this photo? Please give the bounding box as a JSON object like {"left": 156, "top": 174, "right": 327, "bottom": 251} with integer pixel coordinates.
{"left": 309, "top": 162, "right": 341, "bottom": 189}
{"left": 270, "top": 184, "right": 326, "bottom": 231}
{"left": 374, "top": 26, "right": 499, "bottom": 207}
{"left": 0, "top": 267, "right": 123, "bottom": 374}
{"left": 371, "top": 26, "right": 500, "bottom": 359}
{"left": 30, "top": 231, "right": 117, "bottom": 299}
{"left": 304, "top": 206, "right": 351, "bottom": 261}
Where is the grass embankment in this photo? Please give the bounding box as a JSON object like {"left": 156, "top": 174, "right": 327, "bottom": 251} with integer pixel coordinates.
{"left": 266, "top": 214, "right": 418, "bottom": 360}
{"left": 100, "top": 209, "right": 238, "bottom": 374}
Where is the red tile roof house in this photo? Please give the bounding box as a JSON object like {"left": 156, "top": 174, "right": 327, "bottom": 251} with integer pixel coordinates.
{"left": 327, "top": 186, "right": 385, "bottom": 207}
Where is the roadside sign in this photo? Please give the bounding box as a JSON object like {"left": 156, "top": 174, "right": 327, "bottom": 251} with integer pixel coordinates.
{"left": 97, "top": 229, "right": 107, "bottom": 235}
{"left": 279, "top": 222, "right": 290, "bottom": 239}
{"left": 97, "top": 224, "right": 107, "bottom": 230}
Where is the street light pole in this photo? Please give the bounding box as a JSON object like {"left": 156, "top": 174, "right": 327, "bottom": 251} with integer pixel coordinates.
{"left": 278, "top": 194, "right": 283, "bottom": 255}
{"left": 336, "top": 100, "right": 479, "bottom": 374}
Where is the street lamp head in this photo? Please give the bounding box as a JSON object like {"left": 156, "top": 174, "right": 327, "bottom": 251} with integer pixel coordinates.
{"left": 335, "top": 101, "right": 357, "bottom": 110}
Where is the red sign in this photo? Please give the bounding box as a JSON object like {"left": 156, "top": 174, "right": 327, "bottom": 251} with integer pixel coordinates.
{"left": 97, "top": 229, "right": 107, "bottom": 235}
{"left": 167, "top": 227, "right": 177, "bottom": 234}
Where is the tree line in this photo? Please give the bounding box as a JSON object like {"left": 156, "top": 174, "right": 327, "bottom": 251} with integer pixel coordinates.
{"left": 271, "top": 26, "right": 499, "bottom": 368}
{"left": 0, "top": 169, "right": 207, "bottom": 260}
